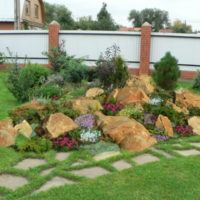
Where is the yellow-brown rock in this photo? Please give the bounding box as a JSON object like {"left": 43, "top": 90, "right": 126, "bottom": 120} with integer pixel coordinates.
{"left": 36, "top": 113, "right": 79, "bottom": 138}
{"left": 14, "top": 120, "right": 32, "bottom": 138}
{"left": 0, "top": 119, "right": 17, "bottom": 146}
{"left": 85, "top": 88, "right": 104, "bottom": 98}
{"left": 166, "top": 101, "right": 189, "bottom": 115}
{"left": 65, "top": 97, "right": 103, "bottom": 114}
{"left": 20, "top": 100, "right": 45, "bottom": 110}
{"left": 94, "top": 112, "right": 157, "bottom": 152}
{"left": 176, "top": 89, "right": 200, "bottom": 108}
{"left": 156, "top": 115, "right": 174, "bottom": 137}
{"left": 126, "top": 75, "right": 154, "bottom": 94}
{"left": 110, "top": 87, "right": 149, "bottom": 106}
{"left": 188, "top": 116, "right": 200, "bottom": 135}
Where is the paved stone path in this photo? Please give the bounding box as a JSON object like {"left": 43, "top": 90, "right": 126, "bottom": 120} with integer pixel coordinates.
{"left": 0, "top": 142, "right": 200, "bottom": 197}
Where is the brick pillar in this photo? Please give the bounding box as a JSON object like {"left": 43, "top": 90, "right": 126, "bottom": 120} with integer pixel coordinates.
{"left": 49, "top": 21, "right": 60, "bottom": 63}
{"left": 139, "top": 22, "right": 152, "bottom": 74}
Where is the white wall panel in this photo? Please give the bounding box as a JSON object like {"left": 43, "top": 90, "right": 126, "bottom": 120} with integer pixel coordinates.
{"left": 59, "top": 31, "right": 141, "bottom": 67}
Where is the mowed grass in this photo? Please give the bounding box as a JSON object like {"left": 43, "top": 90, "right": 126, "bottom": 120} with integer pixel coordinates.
{"left": 176, "top": 81, "right": 200, "bottom": 95}
{"left": 0, "top": 71, "right": 21, "bottom": 119}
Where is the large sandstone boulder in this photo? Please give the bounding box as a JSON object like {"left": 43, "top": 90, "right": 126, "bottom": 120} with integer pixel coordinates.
{"left": 126, "top": 74, "right": 155, "bottom": 94}
{"left": 65, "top": 97, "right": 103, "bottom": 114}
{"left": 176, "top": 89, "right": 200, "bottom": 108}
{"left": 188, "top": 116, "right": 200, "bottom": 135}
{"left": 36, "top": 113, "right": 79, "bottom": 138}
{"left": 94, "top": 112, "right": 157, "bottom": 152}
{"left": 14, "top": 120, "right": 32, "bottom": 138}
{"left": 166, "top": 101, "right": 189, "bottom": 115}
{"left": 110, "top": 87, "right": 149, "bottom": 105}
{"left": 0, "top": 120, "right": 17, "bottom": 146}
{"left": 156, "top": 115, "right": 173, "bottom": 137}
{"left": 86, "top": 88, "right": 104, "bottom": 98}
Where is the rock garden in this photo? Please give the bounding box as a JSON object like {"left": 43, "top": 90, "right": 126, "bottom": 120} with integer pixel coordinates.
{"left": 1, "top": 45, "right": 200, "bottom": 199}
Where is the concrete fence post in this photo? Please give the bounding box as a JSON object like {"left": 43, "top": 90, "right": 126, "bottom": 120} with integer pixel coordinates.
{"left": 48, "top": 20, "right": 60, "bottom": 64}
{"left": 139, "top": 22, "right": 152, "bottom": 74}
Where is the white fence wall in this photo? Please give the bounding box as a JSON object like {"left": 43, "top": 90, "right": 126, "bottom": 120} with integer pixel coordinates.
{"left": 150, "top": 33, "right": 200, "bottom": 72}
{"left": 59, "top": 31, "right": 141, "bottom": 69}
{"left": 0, "top": 30, "right": 49, "bottom": 64}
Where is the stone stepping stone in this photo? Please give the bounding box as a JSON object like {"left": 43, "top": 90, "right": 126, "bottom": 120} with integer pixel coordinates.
{"left": 55, "top": 152, "right": 71, "bottom": 161}
{"left": 150, "top": 147, "right": 174, "bottom": 158}
{"left": 172, "top": 143, "right": 182, "bottom": 147}
{"left": 40, "top": 167, "right": 56, "bottom": 176}
{"left": 190, "top": 142, "right": 200, "bottom": 147}
{"left": 93, "top": 151, "right": 120, "bottom": 161}
{"left": 14, "top": 158, "right": 46, "bottom": 170}
{"left": 0, "top": 195, "right": 3, "bottom": 198}
{"left": 71, "top": 159, "right": 87, "bottom": 167}
{"left": 0, "top": 174, "right": 28, "bottom": 190}
{"left": 34, "top": 176, "right": 75, "bottom": 193}
{"left": 175, "top": 149, "right": 200, "bottom": 156}
{"left": 132, "top": 154, "right": 160, "bottom": 165}
{"left": 112, "top": 159, "right": 132, "bottom": 171}
{"left": 70, "top": 166, "right": 110, "bottom": 178}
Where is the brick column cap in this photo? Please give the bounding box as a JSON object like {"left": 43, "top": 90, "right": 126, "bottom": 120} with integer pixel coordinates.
{"left": 50, "top": 20, "right": 60, "bottom": 25}
{"left": 142, "top": 22, "right": 151, "bottom": 27}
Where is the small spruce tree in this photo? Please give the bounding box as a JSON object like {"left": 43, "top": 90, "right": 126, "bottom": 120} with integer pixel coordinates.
{"left": 152, "top": 52, "right": 181, "bottom": 90}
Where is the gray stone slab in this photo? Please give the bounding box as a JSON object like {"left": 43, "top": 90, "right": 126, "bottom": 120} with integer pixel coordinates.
{"left": 112, "top": 159, "right": 132, "bottom": 171}
{"left": 132, "top": 154, "right": 160, "bottom": 165}
{"left": 172, "top": 143, "right": 182, "bottom": 147}
{"left": 14, "top": 158, "right": 46, "bottom": 170}
{"left": 190, "top": 142, "right": 200, "bottom": 147}
{"left": 34, "top": 176, "right": 75, "bottom": 193}
{"left": 71, "top": 159, "right": 87, "bottom": 167}
{"left": 0, "top": 174, "right": 28, "bottom": 190}
{"left": 70, "top": 166, "right": 110, "bottom": 178}
{"left": 175, "top": 149, "right": 200, "bottom": 156}
{"left": 55, "top": 152, "right": 71, "bottom": 161}
{"left": 0, "top": 195, "right": 3, "bottom": 198}
{"left": 93, "top": 151, "right": 120, "bottom": 161}
{"left": 150, "top": 147, "right": 174, "bottom": 158}
{"left": 40, "top": 167, "right": 56, "bottom": 176}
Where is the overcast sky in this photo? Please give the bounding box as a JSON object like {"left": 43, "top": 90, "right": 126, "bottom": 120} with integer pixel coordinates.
{"left": 44, "top": 0, "right": 200, "bottom": 31}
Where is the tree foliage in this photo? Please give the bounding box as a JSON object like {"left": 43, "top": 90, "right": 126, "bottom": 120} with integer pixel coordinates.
{"left": 44, "top": 2, "right": 75, "bottom": 30}
{"left": 128, "top": 8, "right": 170, "bottom": 32}
{"left": 171, "top": 20, "right": 192, "bottom": 33}
{"left": 152, "top": 52, "right": 181, "bottom": 91}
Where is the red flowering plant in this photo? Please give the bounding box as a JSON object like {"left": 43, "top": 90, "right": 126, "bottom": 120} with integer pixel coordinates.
{"left": 52, "top": 96, "right": 59, "bottom": 101}
{"left": 51, "top": 133, "right": 79, "bottom": 151}
{"left": 102, "top": 102, "right": 124, "bottom": 116}
{"left": 174, "top": 125, "right": 193, "bottom": 137}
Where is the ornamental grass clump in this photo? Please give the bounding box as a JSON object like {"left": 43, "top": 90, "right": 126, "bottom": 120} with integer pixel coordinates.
{"left": 175, "top": 125, "right": 193, "bottom": 137}
{"left": 80, "top": 128, "right": 101, "bottom": 144}
{"left": 74, "top": 114, "right": 95, "bottom": 129}
{"left": 103, "top": 102, "right": 124, "bottom": 116}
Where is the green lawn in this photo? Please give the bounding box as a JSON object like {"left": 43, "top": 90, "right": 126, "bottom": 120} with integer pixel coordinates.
{"left": 176, "top": 82, "right": 200, "bottom": 95}
{"left": 0, "top": 72, "right": 21, "bottom": 120}
{"left": 1, "top": 136, "right": 200, "bottom": 200}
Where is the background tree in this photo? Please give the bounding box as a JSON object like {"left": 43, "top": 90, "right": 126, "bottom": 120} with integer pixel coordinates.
{"left": 75, "top": 16, "right": 95, "bottom": 30}
{"left": 94, "top": 3, "right": 118, "bottom": 30}
{"left": 128, "top": 8, "right": 170, "bottom": 32}
{"left": 171, "top": 20, "right": 192, "bottom": 33}
{"left": 44, "top": 2, "right": 75, "bottom": 30}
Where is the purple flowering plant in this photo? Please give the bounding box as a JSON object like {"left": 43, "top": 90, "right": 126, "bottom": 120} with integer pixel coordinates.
{"left": 74, "top": 114, "right": 95, "bottom": 129}
{"left": 152, "top": 135, "right": 171, "bottom": 142}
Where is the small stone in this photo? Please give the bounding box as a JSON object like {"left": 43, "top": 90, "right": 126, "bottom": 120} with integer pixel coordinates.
{"left": 55, "top": 152, "right": 71, "bottom": 161}
{"left": 14, "top": 158, "right": 46, "bottom": 170}
{"left": 34, "top": 176, "right": 74, "bottom": 193}
{"left": 71, "top": 159, "right": 87, "bottom": 167}
{"left": 14, "top": 120, "right": 32, "bottom": 138}
{"left": 40, "top": 167, "right": 56, "bottom": 176}
{"left": 190, "top": 142, "right": 200, "bottom": 147}
{"left": 0, "top": 174, "right": 28, "bottom": 190}
{"left": 150, "top": 147, "right": 174, "bottom": 158}
{"left": 175, "top": 149, "right": 200, "bottom": 156}
{"left": 93, "top": 151, "right": 120, "bottom": 161}
{"left": 70, "top": 166, "right": 110, "bottom": 178}
{"left": 86, "top": 88, "right": 104, "bottom": 98}
{"left": 112, "top": 159, "right": 132, "bottom": 171}
{"left": 132, "top": 153, "right": 160, "bottom": 165}
{"left": 188, "top": 116, "right": 200, "bottom": 135}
